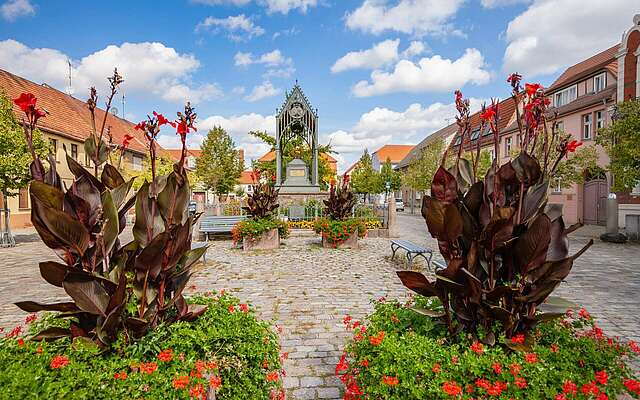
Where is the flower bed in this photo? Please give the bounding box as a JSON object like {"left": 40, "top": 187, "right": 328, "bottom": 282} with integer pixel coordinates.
{"left": 232, "top": 217, "right": 289, "bottom": 244}
{"left": 288, "top": 219, "right": 381, "bottom": 231}
{"left": 336, "top": 297, "right": 640, "bottom": 400}
{"left": 0, "top": 294, "right": 286, "bottom": 399}
{"left": 313, "top": 217, "right": 366, "bottom": 245}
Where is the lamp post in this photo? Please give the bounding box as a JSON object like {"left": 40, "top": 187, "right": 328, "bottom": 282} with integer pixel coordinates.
{"left": 600, "top": 105, "right": 627, "bottom": 243}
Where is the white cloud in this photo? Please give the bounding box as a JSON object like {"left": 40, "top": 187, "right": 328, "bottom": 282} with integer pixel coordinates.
{"left": 262, "top": 0, "right": 318, "bottom": 14}
{"left": 0, "top": 39, "right": 219, "bottom": 104}
{"left": 331, "top": 39, "right": 400, "bottom": 73}
{"left": 232, "top": 86, "right": 246, "bottom": 95}
{"left": 234, "top": 51, "right": 254, "bottom": 66}
{"left": 503, "top": 0, "right": 637, "bottom": 77}
{"left": 352, "top": 48, "right": 491, "bottom": 97}
{"left": 245, "top": 81, "right": 281, "bottom": 102}
{"left": 481, "top": 0, "right": 530, "bottom": 8}
{"left": 235, "top": 49, "right": 295, "bottom": 78}
{"left": 402, "top": 41, "right": 427, "bottom": 58}
{"left": 195, "top": 14, "right": 264, "bottom": 41}
{"left": 345, "top": 0, "right": 464, "bottom": 37}
{"left": 1, "top": 0, "right": 34, "bottom": 21}
{"left": 158, "top": 112, "right": 275, "bottom": 161}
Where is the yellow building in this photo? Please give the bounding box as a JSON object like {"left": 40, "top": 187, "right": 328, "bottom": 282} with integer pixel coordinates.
{"left": 0, "top": 68, "right": 156, "bottom": 230}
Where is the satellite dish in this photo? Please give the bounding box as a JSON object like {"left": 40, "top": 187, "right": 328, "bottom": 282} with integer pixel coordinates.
{"left": 110, "top": 107, "right": 119, "bottom": 115}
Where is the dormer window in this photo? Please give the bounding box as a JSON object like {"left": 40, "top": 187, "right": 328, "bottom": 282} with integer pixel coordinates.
{"left": 553, "top": 85, "right": 577, "bottom": 107}
{"left": 187, "top": 156, "right": 196, "bottom": 169}
{"left": 593, "top": 72, "right": 606, "bottom": 93}
{"left": 470, "top": 128, "right": 480, "bottom": 140}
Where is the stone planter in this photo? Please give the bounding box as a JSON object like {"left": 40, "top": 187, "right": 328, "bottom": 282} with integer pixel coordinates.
{"left": 243, "top": 228, "right": 280, "bottom": 251}
{"left": 322, "top": 231, "right": 359, "bottom": 249}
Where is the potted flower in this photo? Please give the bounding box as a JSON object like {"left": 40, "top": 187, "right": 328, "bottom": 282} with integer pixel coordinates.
{"left": 335, "top": 75, "right": 640, "bottom": 399}
{"left": 314, "top": 175, "right": 365, "bottom": 249}
{"left": 232, "top": 171, "right": 288, "bottom": 251}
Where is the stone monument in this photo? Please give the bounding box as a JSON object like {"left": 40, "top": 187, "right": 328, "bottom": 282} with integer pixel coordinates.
{"left": 281, "top": 158, "right": 319, "bottom": 193}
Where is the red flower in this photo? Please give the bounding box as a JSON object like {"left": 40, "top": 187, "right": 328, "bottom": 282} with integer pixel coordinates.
{"left": 139, "top": 361, "right": 158, "bottom": 374}
{"left": 578, "top": 307, "right": 591, "bottom": 319}
{"left": 476, "top": 378, "right": 490, "bottom": 390}
{"left": 266, "top": 371, "right": 279, "bottom": 382}
{"left": 13, "top": 92, "right": 37, "bottom": 112}
{"left": 50, "top": 355, "right": 69, "bottom": 369}
{"left": 509, "top": 363, "right": 522, "bottom": 376}
{"left": 432, "top": 363, "right": 441, "bottom": 373}
{"left": 5, "top": 325, "right": 22, "bottom": 338}
{"left": 189, "top": 383, "right": 205, "bottom": 399}
{"left": 270, "top": 389, "right": 285, "bottom": 400}
{"left": 487, "top": 381, "right": 507, "bottom": 396}
{"left": 343, "top": 315, "right": 352, "bottom": 327}
{"left": 153, "top": 111, "right": 173, "bottom": 127}
{"left": 595, "top": 370, "right": 608, "bottom": 386}
{"left": 209, "top": 375, "right": 222, "bottom": 390}
{"left": 550, "top": 343, "right": 559, "bottom": 353}
{"left": 369, "top": 331, "right": 385, "bottom": 346}
{"left": 158, "top": 348, "right": 173, "bottom": 362}
{"left": 176, "top": 120, "right": 189, "bottom": 138}
{"left": 511, "top": 333, "right": 525, "bottom": 344}
{"left": 122, "top": 134, "right": 134, "bottom": 149}
{"left": 239, "top": 303, "right": 249, "bottom": 313}
{"left": 451, "top": 355, "right": 458, "bottom": 364}
{"left": 563, "top": 380, "right": 577, "bottom": 396}
{"left": 581, "top": 381, "right": 600, "bottom": 395}
{"left": 524, "top": 352, "right": 538, "bottom": 364}
{"left": 595, "top": 394, "right": 609, "bottom": 400}
{"left": 514, "top": 377, "right": 528, "bottom": 389}
{"left": 507, "top": 73, "right": 522, "bottom": 88}
{"left": 470, "top": 341, "right": 484, "bottom": 355}
{"left": 492, "top": 363, "right": 502, "bottom": 374}
{"left": 629, "top": 340, "right": 640, "bottom": 354}
{"left": 479, "top": 105, "right": 497, "bottom": 122}
{"left": 525, "top": 83, "right": 543, "bottom": 97}
{"left": 555, "top": 394, "right": 567, "bottom": 400}
{"left": 382, "top": 376, "right": 399, "bottom": 386}
{"left": 25, "top": 314, "right": 37, "bottom": 324}
{"left": 114, "top": 371, "right": 128, "bottom": 380}
{"left": 623, "top": 378, "right": 640, "bottom": 395}
{"left": 391, "top": 314, "right": 400, "bottom": 324}
{"left": 360, "top": 359, "right": 369, "bottom": 367}
{"left": 442, "top": 381, "right": 462, "bottom": 397}
{"left": 172, "top": 375, "right": 190, "bottom": 389}
{"left": 134, "top": 121, "right": 147, "bottom": 131}
{"left": 228, "top": 304, "right": 236, "bottom": 313}
{"left": 17, "top": 338, "right": 24, "bottom": 346}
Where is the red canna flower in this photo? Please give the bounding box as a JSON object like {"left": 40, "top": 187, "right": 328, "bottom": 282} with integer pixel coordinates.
{"left": 158, "top": 348, "right": 173, "bottom": 362}
{"left": 50, "top": 355, "right": 69, "bottom": 369}
{"left": 470, "top": 341, "right": 484, "bottom": 355}
{"left": 507, "top": 73, "right": 522, "bottom": 89}
{"left": 153, "top": 111, "right": 173, "bottom": 127}
{"left": 595, "top": 370, "right": 608, "bottom": 386}
{"left": 524, "top": 83, "right": 543, "bottom": 97}
{"left": 122, "top": 134, "right": 134, "bottom": 149}
{"left": 13, "top": 92, "right": 37, "bottom": 112}
{"left": 134, "top": 121, "right": 147, "bottom": 131}
{"left": 382, "top": 376, "right": 399, "bottom": 386}
{"left": 479, "top": 105, "right": 497, "bottom": 122}
{"left": 443, "top": 381, "right": 462, "bottom": 396}
{"left": 209, "top": 375, "right": 222, "bottom": 390}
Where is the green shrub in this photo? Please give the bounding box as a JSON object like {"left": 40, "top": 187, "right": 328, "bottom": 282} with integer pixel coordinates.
{"left": 337, "top": 298, "right": 640, "bottom": 399}
{"left": 0, "top": 294, "right": 286, "bottom": 399}
{"left": 314, "top": 217, "right": 366, "bottom": 244}
{"left": 231, "top": 217, "right": 290, "bottom": 243}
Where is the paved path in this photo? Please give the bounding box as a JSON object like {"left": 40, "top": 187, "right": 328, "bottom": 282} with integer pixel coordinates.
{"left": 0, "top": 215, "right": 639, "bottom": 399}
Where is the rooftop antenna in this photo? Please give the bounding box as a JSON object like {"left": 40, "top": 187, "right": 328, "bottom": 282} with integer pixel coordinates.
{"left": 121, "top": 92, "right": 126, "bottom": 119}
{"left": 66, "top": 59, "right": 73, "bottom": 96}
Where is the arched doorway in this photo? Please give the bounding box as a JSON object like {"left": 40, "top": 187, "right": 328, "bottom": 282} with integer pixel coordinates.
{"left": 583, "top": 167, "right": 608, "bottom": 225}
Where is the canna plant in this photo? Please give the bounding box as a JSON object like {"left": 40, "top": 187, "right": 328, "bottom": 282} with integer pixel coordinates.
{"left": 397, "top": 74, "right": 593, "bottom": 348}
{"left": 13, "top": 69, "right": 207, "bottom": 348}
{"left": 242, "top": 171, "right": 280, "bottom": 218}
{"left": 323, "top": 174, "right": 356, "bottom": 221}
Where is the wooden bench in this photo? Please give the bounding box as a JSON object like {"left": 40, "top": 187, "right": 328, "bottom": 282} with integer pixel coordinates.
{"left": 199, "top": 215, "right": 246, "bottom": 240}
{"left": 391, "top": 239, "right": 433, "bottom": 268}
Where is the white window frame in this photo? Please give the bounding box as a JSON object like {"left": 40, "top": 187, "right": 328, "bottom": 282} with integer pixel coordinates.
{"left": 553, "top": 178, "right": 562, "bottom": 193}
{"left": 553, "top": 85, "right": 577, "bottom": 107}
{"left": 556, "top": 121, "right": 564, "bottom": 132}
{"left": 593, "top": 72, "right": 606, "bottom": 93}
{"left": 595, "top": 110, "right": 605, "bottom": 132}
{"left": 488, "top": 149, "right": 495, "bottom": 160}
{"left": 132, "top": 155, "right": 143, "bottom": 171}
{"left": 632, "top": 181, "right": 640, "bottom": 195}
{"left": 505, "top": 137, "right": 512, "bottom": 154}
{"left": 583, "top": 113, "right": 592, "bottom": 140}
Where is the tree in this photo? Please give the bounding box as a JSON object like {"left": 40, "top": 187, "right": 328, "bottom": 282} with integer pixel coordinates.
{"left": 379, "top": 157, "right": 402, "bottom": 195}
{"left": 403, "top": 138, "right": 445, "bottom": 192}
{"left": 0, "top": 92, "right": 48, "bottom": 245}
{"left": 351, "top": 149, "right": 381, "bottom": 202}
{"left": 597, "top": 100, "right": 640, "bottom": 191}
{"left": 196, "top": 126, "right": 244, "bottom": 197}
{"left": 249, "top": 130, "right": 335, "bottom": 190}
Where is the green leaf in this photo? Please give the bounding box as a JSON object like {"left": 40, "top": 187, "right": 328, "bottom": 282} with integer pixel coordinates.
{"left": 411, "top": 307, "right": 446, "bottom": 318}
{"left": 101, "top": 190, "right": 119, "bottom": 255}
{"left": 101, "top": 164, "right": 125, "bottom": 189}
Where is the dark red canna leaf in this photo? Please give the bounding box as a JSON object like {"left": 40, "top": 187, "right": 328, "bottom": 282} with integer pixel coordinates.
{"left": 396, "top": 271, "right": 441, "bottom": 298}
{"left": 39, "top": 261, "right": 71, "bottom": 287}
{"left": 62, "top": 278, "right": 110, "bottom": 317}
{"left": 15, "top": 301, "right": 79, "bottom": 313}
{"left": 431, "top": 166, "right": 458, "bottom": 204}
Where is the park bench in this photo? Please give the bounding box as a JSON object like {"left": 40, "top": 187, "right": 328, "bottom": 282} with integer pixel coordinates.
{"left": 199, "top": 215, "right": 246, "bottom": 241}
{"left": 391, "top": 239, "right": 433, "bottom": 268}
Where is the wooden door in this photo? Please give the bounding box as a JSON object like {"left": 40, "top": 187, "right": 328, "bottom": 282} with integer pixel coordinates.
{"left": 583, "top": 179, "right": 607, "bottom": 225}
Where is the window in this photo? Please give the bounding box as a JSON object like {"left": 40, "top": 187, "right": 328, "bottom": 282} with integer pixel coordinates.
{"left": 595, "top": 110, "right": 605, "bottom": 133}
{"left": 470, "top": 128, "right": 481, "bottom": 140}
{"left": 71, "top": 144, "right": 78, "bottom": 160}
{"left": 553, "top": 85, "right": 577, "bottom": 107}
{"left": 556, "top": 121, "right": 564, "bottom": 132}
{"left": 187, "top": 156, "right": 196, "bottom": 169}
{"left": 85, "top": 152, "right": 91, "bottom": 167}
{"left": 49, "top": 138, "right": 58, "bottom": 160}
{"left": 553, "top": 178, "right": 562, "bottom": 193}
{"left": 132, "top": 155, "right": 143, "bottom": 171}
{"left": 18, "top": 188, "right": 29, "bottom": 209}
{"left": 633, "top": 182, "right": 640, "bottom": 195}
{"left": 488, "top": 149, "right": 495, "bottom": 160}
{"left": 583, "top": 113, "right": 592, "bottom": 140}
{"left": 593, "top": 72, "right": 606, "bottom": 93}
{"left": 504, "top": 137, "right": 512, "bottom": 154}
{"left": 482, "top": 125, "right": 492, "bottom": 136}
{"left": 453, "top": 136, "right": 462, "bottom": 146}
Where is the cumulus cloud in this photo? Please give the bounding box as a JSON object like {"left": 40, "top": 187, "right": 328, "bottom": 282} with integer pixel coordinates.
{"left": 331, "top": 39, "right": 400, "bottom": 73}
{"left": 480, "top": 0, "right": 530, "bottom": 8}
{"left": 195, "top": 14, "right": 264, "bottom": 41}
{"left": 191, "top": 0, "right": 318, "bottom": 14}
{"left": 345, "top": 0, "right": 464, "bottom": 37}
{"left": 0, "top": 39, "right": 219, "bottom": 104}
{"left": 1, "top": 0, "right": 34, "bottom": 21}
{"left": 158, "top": 112, "right": 276, "bottom": 161}
{"left": 352, "top": 48, "right": 491, "bottom": 97}
{"left": 245, "top": 81, "right": 281, "bottom": 102}
{"left": 234, "top": 49, "right": 295, "bottom": 78}
{"left": 503, "top": 0, "right": 637, "bottom": 77}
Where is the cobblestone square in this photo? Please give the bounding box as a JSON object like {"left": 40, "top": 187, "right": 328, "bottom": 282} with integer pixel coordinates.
{"left": 1, "top": 214, "right": 638, "bottom": 399}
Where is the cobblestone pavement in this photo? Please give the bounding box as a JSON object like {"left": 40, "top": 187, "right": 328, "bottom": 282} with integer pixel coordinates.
{"left": 0, "top": 215, "right": 639, "bottom": 399}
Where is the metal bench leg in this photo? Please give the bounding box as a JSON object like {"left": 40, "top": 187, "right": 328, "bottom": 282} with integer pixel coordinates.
{"left": 417, "top": 252, "right": 434, "bottom": 270}
{"left": 391, "top": 243, "right": 399, "bottom": 260}
{"left": 406, "top": 252, "right": 413, "bottom": 268}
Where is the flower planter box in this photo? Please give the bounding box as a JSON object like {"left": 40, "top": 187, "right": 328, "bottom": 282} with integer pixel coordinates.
{"left": 243, "top": 228, "right": 280, "bottom": 251}
{"left": 322, "top": 231, "right": 358, "bottom": 249}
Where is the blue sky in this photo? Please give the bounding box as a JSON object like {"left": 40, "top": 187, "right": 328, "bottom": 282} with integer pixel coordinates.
{"left": 0, "top": 0, "right": 637, "bottom": 171}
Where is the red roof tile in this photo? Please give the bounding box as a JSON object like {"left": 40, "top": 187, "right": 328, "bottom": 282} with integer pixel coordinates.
{"left": 0, "top": 68, "right": 154, "bottom": 155}
{"left": 547, "top": 45, "right": 618, "bottom": 93}
{"left": 372, "top": 144, "right": 415, "bottom": 163}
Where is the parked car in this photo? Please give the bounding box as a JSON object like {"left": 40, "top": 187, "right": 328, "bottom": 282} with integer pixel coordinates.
{"left": 188, "top": 201, "right": 197, "bottom": 217}
{"left": 395, "top": 198, "right": 404, "bottom": 212}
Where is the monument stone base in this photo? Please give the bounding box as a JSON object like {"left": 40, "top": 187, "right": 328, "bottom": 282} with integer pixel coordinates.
{"left": 278, "top": 192, "right": 329, "bottom": 207}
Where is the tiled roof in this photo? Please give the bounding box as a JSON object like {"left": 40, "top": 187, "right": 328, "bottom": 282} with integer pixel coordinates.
{"left": 549, "top": 86, "right": 616, "bottom": 118}
{"left": 164, "top": 148, "right": 202, "bottom": 162}
{"left": 0, "top": 68, "right": 153, "bottom": 155}
{"left": 547, "top": 45, "right": 619, "bottom": 93}
{"left": 458, "top": 96, "right": 519, "bottom": 150}
{"left": 238, "top": 170, "right": 255, "bottom": 185}
{"left": 344, "top": 161, "right": 359, "bottom": 175}
{"left": 372, "top": 144, "right": 415, "bottom": 163}
{"left": 258, "top": 150, "right": 337, "bottom": 164}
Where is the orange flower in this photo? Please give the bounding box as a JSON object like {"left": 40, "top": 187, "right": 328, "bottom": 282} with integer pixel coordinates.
{"left": 209, "top": 375, "right": 222, "bottom": 390}
{"left": 360, "top": 359, "right": 369, "bottom": 367}
{"left": 189, "top": 383, "right": 205, "bottom": 399}
{"left": 139, "top": 362, "right": 158, "bottom": 374}
{"left": 228, "top": 304, "right": 236, "bottom": 313}
{"left": 173, "top": 375, "right": 190, "bottom": 389}
{"left": 382, "top": 376, "right": 399, "bottom": 386}
{"left": 158, "top": 349, "right": 173, "bottom": 362}
{"left": 369, "top": 331, "right": 385, "bottom": 346}
{"left": 50, "top": 355, "right": 69, "bottom": 369}
{"left": 443, "top": 381, "right": 462, "bottom": 396}
{"left": 266, "top": 371, "right": 279, "bottom": 382}
{"left": 470, "top": 341, "right": 484, "bottom": 355}
{"left": 524, "top": 352, "right": 538, "bottom": 364}
{"left": 114, "top": 371, "right": 128, "bottom": 380}
{"left": 432, "top": 363, "right": 441, "bottom": 373}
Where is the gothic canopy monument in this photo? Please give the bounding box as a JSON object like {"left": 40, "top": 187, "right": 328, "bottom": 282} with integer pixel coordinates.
{"left": 275, "top": 83, "right": 321, "bottom": 193}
